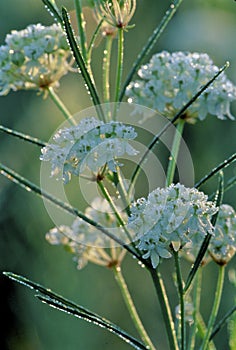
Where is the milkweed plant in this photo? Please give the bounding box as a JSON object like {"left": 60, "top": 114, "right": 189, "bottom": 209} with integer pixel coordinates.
{"left": 1, "top": 1, "right": 236, "bottom": 349}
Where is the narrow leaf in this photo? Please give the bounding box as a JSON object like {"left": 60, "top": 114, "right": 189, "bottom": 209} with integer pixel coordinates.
{"left": 4, "top": 272, "right": 147, "bottom": 350}
{"left": 184, "top": 172, "right": 224, "bottom": 293}
{"left": 195, "top": 152, "right": 236, "bottom": 188}
{"left": 41, "top": 0, "right": 63, "bottom": 25}
{"left": 0, "top": 125, "right": 47, "bottom": 147}
{"left": 0, "top": 163, "right": 141, "bottom": 260}
{"left": 62, "top": 7, "right": 105, "bottom": 122}
{"left": 119, "top": 0, "right": 183, "bottom": 101}
{"left": 210, "top": 305, "right": 236, "bottom": 340}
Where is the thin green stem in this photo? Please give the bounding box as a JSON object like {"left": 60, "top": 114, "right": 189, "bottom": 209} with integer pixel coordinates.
{"left": 149, "top": 268, "right": 179, "bottom": 350}
{"left": 197, "top": 314, "right": 216, "bottom": 350}
{"left": 200, "top": 266, "right": 225, "bottom": 350}
{"left": 113, "top": 28, "right": 124, "bottom": 119}
{"left": 115, "top": 29, "right": 124, "bottom": 103}
{"left": 188, "top": 269, "right": 202, "bottom": 350}
{"left": 0, "top": 125, "right": 46, "bottom": 147}
{"left": 74, "top": 0, "right": 87, "bottom": 63}
{"left": 113, "top": 266, "right": 156, "bottom": 350}
{"left": 166, "top": 119, "right": 185, "bottom": 186}
{"left": 103, "top": 35, "right": 113, "bottom": 105}
{"left": 97, "top": 180, "right": 133, "bottom": 243}
{"left": 173, "top": 251, "right": 185, "bottom": 350}
{"left": 87, "top": 19, "right": 104, "bottom": 62}
{"left": 47, "top": 87, "right": 76, "bottom": 125}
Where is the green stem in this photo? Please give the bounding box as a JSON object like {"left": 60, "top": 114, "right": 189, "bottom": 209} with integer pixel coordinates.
{"left": 113, "top": 28, "right": 124, "bottom": 119}
{"left": 47, "top": 87, "right": 76, "bottom": 125}
{"left": 113, "top": 266, "right": 156, "bottom": 350}
{"left": 149, "top": 268, "right": 179, "bottom": 350}
{"left": 103, "top": 35, "right": 113, "bottom": 105}
{"left": 173, "top": 251, "right": 185, "bottom": 350}
{"left": 200, "top": 265, "right": 225, "bottom": 350}
{"left": 166, "top": 119, "right": 185, "bottom": 186}
{"left": 188, "top": 269, "right": 202, "bottom": 350}
{"left": 87, "top": 19, "right": 104, "bottom": 63}
{"left": 115, "top": 29, "right": 124, "bottom": 103}
{"left": 97, "top": 180, "right": 133, "bottom": 243}
{"left": 74, "top": 0, "right": 87, "bottom": 63}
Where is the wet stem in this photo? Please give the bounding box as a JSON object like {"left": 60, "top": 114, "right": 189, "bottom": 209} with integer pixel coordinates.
{"left": 113, "top": 28, "right": 124, "bottom": 119}
{"left": 149, "top": 268, "right": 179, "bottom": 350}
{"left": 200, "top": 265, "right": 225, "bottom": 350}
{"left": 166, "top": 119, "right": 185, "bottom": 187}
{"left": 173, "top": 250, "right": 186, "bottom": 350}
{"left": 113, "top": 265, "right": 156, "bottom": 350}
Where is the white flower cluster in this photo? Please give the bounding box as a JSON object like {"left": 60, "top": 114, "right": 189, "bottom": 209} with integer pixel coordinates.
{"left": 126, "top": 51, "right": 236, "bottom": 122}
{"left": 41, "top": 117, "right": 138, "bottom": 183}
{"left": 208, "top": 204, "right": 236, "bottom": 264}
{"left": 127, "top": 183, "right": 217, "bottom": 268}
{"left": 183, "top": 204, "right": 236, "bottom": 265}
{"left": 46, "top": 197, "right": 127, "bottom": 269}
{"left": 0, "top": 23, "right": 72, "bottom": 95}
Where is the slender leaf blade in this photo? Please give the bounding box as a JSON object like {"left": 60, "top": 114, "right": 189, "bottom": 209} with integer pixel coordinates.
{"left": 62, "top": 7, "right": 105, "bottom": 122}
{"left": 210, "top": 305, "right": 236, "bottom": 340}
{"left": 4, "top": 272, "right": 147, "bottom": 350}
{"left": 41, "top": 0, "right": 63, "bottom": 25}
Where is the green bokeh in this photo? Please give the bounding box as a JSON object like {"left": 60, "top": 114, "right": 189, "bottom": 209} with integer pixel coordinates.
{"left": 1, "top": 1, "right": 236, "bottom": 349}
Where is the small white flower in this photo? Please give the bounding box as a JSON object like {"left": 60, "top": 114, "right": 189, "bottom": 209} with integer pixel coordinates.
{"left": 128, "top": 183, "right": 217, "bottom": 268}
{"left": 126, "top": 51, "right": 236, "bottom": 123}
{"left": 40, "top": 117, "right": 138, "bottom": 183}
{"left": 46, "top": 197, "right": 127, "bottom": 269}
{"left": 0, "top": 23, "right": 72, "bottom": 95}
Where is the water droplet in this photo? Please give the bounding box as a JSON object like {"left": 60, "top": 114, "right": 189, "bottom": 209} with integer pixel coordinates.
{"left": 170, "top": 4, "right": 175, "bottom": 9}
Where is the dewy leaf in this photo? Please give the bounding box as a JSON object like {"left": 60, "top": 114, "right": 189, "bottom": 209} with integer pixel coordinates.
{"left": 119, "top": 0, "right": 184, "bottom": 101}
{"left": 61, "top": 7, "right": 105, "bottom": 122}
{"left": 0, "top": 125, "right": 47, "bottom": 147}
{"left": 184, "top": 172, "right": 224, "bottom": 293}
{"left": 195, "top": 152, "right": 236, "bottom": 189}
{"left": 41, "top": 0, "right": 63, "bottom": 25}
{"left": 3, "top": 272, "right": 148, "bottom": 350}
{"left": 210, "top": 304, "right": 236, "bottom": 340}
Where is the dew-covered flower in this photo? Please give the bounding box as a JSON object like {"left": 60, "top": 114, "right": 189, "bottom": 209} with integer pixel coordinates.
{"left": 94, "top": 0, "right": 136, "bottom": 36}
{"left": 183, "top": 204, "right": 236, "bottom": 265}
{"left": 126, "top": 51, "right": 236, "bottom": 122}
{"left": 127, "top": 183, "right": 217, "bottom": 268}
{"left": 0, "top": 23, "right": 73, "bottom": 95}
{"left": 46, "top": 197, "right": 127, "bottom": 269}
{"left": 208, "top": 204, "right": 236, "bottom": 265}
{"left": 40, "top": 117, "right": 138, "bottom": 183}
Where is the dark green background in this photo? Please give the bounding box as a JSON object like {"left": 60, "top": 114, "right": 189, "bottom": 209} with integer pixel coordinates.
{"left": 1, "top": 1, "right": 236, "bottom": 349}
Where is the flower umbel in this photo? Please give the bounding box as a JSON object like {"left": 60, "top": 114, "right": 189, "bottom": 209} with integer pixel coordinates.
{"left": 0, "top": 23, "right": 73, "bottom": 95}
{"left": 126, "top": 51, "right": 236, "bottom": 122}
{"left": 209, "top": 204, "right": 236, "bottom": 265}
{"left": 94, "top": 0, "right": 136, "bottom": 32}
{"left": 40, "top": 117, "right": 138, "bottom": 183}
{"left": 46, "top": 197, "right": 127, "bottom": 269}
{"left": 128, "top": 183, "right": 218, "bottom": 268}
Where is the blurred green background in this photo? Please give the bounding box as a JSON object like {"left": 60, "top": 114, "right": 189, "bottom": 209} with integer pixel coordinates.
{"left": 1, "top": 0, "right": 236, "bottom": 349}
